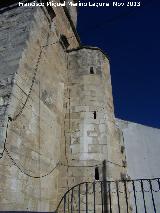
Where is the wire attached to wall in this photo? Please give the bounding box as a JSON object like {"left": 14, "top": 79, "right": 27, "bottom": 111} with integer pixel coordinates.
{"left": 0, "top": 35, "right": 77, "bottom": 157}
{"left": 62, "top": 161, "right": 124, "bottom": 168}
{"left": 10, "top": 36, "right": 75, "bottom": 122}
{"left": 5, "top": 147, "right": 60, "bottom": 178}
{"left": 0, "top": 33, "right": 77, "bottom": 180}
{"left": 0, "top": 32, "right": 125, "bottom": 179}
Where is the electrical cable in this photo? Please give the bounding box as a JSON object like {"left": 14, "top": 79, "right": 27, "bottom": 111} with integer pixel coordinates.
{"left": 0, "top": 117, "right": 10, "bottom": 159}
{"left": 0, "top": 28, "right": 59, "bottom": 180}
{"left": 5, "top": 146, "right": 60, "bottom": 178}
{"left": 0, "top": 115, "right": 124, "bottom": 178}
{"left": 62, "top": 160, "right": 124, "bottom": 168}
{"left": 12, "top": 36, "right": 75, "bottom": 122}
{"left": 0, "top": 0, "right": 138, "bottom": 189}
{"left": 0, "top": 152, "right": 125, "bottom": 179}
{"left": 12, "top": 49, "right": 42, "bottom": 122}
{"left": 65, "top": 52, "right": 72, "bottom": 193}
{"left": 0, "top": 35, "right": 78, "bottom": 157}
{"left": 42, "top": 36, "right": 75, "bottom": 48}
{"left": 0, "top": 20, "right": 126, "bottom": 178}
{"left": 0, "top": 34, "right": 80, "bottom": 179}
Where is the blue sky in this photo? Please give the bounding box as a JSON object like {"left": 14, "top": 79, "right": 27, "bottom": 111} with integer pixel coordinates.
{"left": 77, "top": 0, "right": 160, "bottom": 128}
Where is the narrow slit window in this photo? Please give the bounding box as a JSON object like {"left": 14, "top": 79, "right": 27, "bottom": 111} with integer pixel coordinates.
{"left": 40, "top": 0, "right": 56, "bottom": 20}
{"left": 93, "top": 111, "right": 96, "bottom": 119}
{"left": 59, "top": 34, "right": 70, "bottom": 49}
{"left": 46, "top": 5, "right": 56, "bottom": 20}
{"left": 90, "top": 67, "right": 94, "bottom": 74}
{"left": 95, "top": 167, "right": 99, "bottom": 180}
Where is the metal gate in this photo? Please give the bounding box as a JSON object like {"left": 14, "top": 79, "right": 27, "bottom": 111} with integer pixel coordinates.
{"left": 56, "top": 178, "right": 160, "bottom": 213}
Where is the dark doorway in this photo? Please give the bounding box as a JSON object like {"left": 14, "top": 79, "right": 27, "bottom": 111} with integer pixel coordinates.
{"left": 95, "top": 167, "right": 99, "bottom": 180}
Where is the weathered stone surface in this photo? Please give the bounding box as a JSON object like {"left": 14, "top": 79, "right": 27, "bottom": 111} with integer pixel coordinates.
{"left": 0, "top": 2, "right": 125, "bottom": 212}
{"left": 1, "top": 3, "right": 160, "bottom": 212}
{"left": 0, "top": 3, "right": 78, "bottom": 211}
{"left": 65, "top": 48, "right": 124, "bottom": 189}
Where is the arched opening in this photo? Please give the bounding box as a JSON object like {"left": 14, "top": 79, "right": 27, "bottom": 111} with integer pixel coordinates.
{"left": 90, "top": 67, "right": 94, "bottom": 74}
{"left": 95, "top": 167, "right": 99, "bottom": 180}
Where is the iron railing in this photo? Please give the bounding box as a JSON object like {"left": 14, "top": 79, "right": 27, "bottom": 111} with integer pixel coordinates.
{"left": 56, "top": 178, "right": 160, "bottom": 213}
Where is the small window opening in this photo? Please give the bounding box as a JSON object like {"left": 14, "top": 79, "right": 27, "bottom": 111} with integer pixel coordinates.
{"left": 93, "top": 111, "right": 96, "bottom": 119}
{"left": 95, "top": 167, "right": 99, "bottom": 180}
{"left": 90, "top": 67, "right": 94, "bottom": 74}
{"left": 59, "top": 34, "right": 70, "bottom": 49}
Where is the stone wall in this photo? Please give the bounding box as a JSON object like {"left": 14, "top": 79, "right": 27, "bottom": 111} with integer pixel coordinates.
{"left": 0, "top": 5, "right": 35, "bottom": 154}
{"left": 0, "top": 3, "right": 78, "bottom": 211}
{"left": 0, "top": 2, "right": 125, "bottom": 212}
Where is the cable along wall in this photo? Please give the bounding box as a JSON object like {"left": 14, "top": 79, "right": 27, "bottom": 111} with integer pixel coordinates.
{"left": 0, "top": 2, "right": 78, "bottom": 211}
